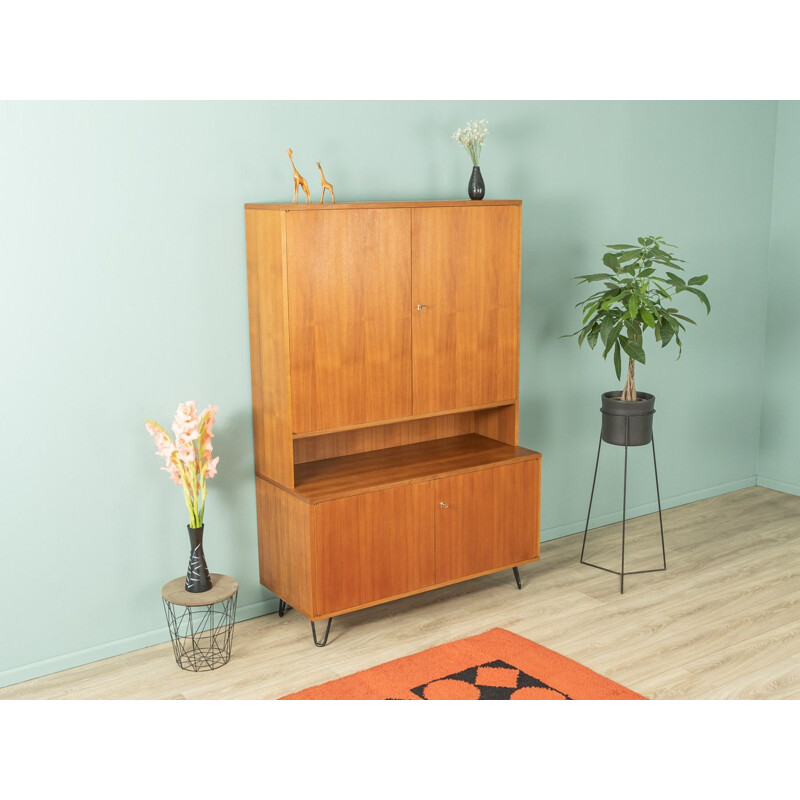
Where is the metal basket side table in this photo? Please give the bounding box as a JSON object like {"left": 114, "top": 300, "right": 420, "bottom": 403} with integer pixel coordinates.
{"left": 161, "top": 573, "right": 238, "bottom": 672}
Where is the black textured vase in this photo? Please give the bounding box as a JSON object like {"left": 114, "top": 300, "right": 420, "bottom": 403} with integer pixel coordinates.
{"left": 468, "top": 166, "right": 485, "bottom": 200}
{"left": 185, "top": 524, "right": 212, "bottom": 593}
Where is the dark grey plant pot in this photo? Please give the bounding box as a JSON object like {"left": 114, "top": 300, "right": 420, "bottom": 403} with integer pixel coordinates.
{"left": 600, "top": 391, "right": 655, "bottom": 446}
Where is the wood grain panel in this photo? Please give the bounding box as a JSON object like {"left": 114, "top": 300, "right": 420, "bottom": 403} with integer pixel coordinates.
{"left": 474, "top": 403, "right": 518, "bottom": 445}
{"left": 256, "top": 478, "right": 314, "bottom": 618}
{"left": 313, "top": 482, "right": 435, "bottom": 616}
{"left": 293, "top": 411, "right": 476, "bottom": 464}
{"left": 245, "top": 208, "right": 294, "bottom": 487}
{"left": 434, "top": 460, "right": 540, "bottom": 583}
{"left": 286, "top": 208, "right": 412, "bottom": 433}
{"left": 294, "top": 433, "right": 540, "bottom": 502}
{"left": 412, "top": 204, "right": 521, "bottom": 414}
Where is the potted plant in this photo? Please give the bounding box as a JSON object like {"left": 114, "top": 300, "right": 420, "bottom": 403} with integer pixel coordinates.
{"left": 567, "top": 236, "right": 710, "bottom": 446}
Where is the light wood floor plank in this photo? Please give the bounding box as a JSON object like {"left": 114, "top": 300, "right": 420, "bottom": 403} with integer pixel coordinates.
{"left": 1, "top": 486, "right": 798, "bottom": 700}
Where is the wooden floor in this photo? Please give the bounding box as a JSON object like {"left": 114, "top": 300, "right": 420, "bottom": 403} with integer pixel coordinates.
{"left": 2, "top": 486, "right": 799, "bottom": 700}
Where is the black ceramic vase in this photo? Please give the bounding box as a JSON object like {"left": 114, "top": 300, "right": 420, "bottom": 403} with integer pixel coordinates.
{"left": 468, "top": 166, "right": 485, "bottom": 200}
{"left": 185, "top": 524, "right": 212, "bottom": 593}
{"left": 600, "top": 391, "right": 656, "bottom": 447}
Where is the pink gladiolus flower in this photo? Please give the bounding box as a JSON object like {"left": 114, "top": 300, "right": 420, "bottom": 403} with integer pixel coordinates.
{"left": 146, "top": 402, "right": 219, "bottom": 527}
{"left": 161, "top": 463, "right": 182, "bottom": 485}
{"left": 203, "top": 405, "right": 218, "bottom": 434}
{"left": 146, "top": 421, "right": 178, "bottom": 465}
{"left": 172, "top": 401, "right": 200, "bottom": 441}
{"left": 177, "top": 444, "right": 196, "bottom": 464}
{"left": 157, "top": 442, "right": 177, "bottom": 463}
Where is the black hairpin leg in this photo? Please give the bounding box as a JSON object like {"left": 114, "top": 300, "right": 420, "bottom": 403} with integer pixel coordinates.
{"left": 311, "top": 618, "right": 332, "bottom": 647}
{"left": 278, "top": 599, "right": 291, "bottom": 617}
{"left": 512, "top": 567, "right": 522, "bottom": 590}
{"left": 581, "top": 415, "right": 666, "bottom": 594}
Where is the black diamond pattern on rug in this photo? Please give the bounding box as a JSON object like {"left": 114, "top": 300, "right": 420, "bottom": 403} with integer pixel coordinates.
{"left": 409, "top": 658, "right": 572, "bottom": 700}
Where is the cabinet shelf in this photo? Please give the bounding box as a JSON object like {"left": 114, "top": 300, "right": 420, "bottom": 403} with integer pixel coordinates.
{"left": 291, "top": 434, "right": 540, "bottom": 503}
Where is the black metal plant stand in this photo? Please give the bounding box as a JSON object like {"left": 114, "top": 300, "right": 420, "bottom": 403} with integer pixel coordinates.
{"left": 580, "top": 409, "right": 667, "bottom": 594}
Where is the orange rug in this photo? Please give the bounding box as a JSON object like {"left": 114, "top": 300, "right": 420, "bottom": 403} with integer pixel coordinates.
{"left": 281, "top": 628, "right": 645, "bottom": 700}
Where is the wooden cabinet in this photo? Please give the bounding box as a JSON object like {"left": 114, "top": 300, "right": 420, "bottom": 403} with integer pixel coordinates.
{"left": 245, "top": 200, "right": 540, "bottom": 635}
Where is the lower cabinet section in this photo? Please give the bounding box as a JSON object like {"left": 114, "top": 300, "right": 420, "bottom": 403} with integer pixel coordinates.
{"left": 256, "top": 456, "right": 540, "bottom": 621}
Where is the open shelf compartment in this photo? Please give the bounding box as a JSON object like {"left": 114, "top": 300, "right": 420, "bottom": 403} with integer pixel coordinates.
{"left": 293, "top": 433, "right": 540, "bottom": 503}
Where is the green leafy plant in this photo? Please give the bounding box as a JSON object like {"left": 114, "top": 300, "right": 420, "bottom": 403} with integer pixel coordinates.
{"left": 567, "top": 236, "right": 710, "bottom": 401}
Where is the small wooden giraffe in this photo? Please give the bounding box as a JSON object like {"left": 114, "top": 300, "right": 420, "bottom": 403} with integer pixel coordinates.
{"left": 316, "top": 161, "right": 335, "bottom": 204}
{"left": 287, "top": 148, "right": 311, "bottom": 204}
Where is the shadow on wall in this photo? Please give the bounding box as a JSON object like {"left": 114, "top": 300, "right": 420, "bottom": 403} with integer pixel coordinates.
{"left": 207, "top": 406, "right": 273, "bottom": 599}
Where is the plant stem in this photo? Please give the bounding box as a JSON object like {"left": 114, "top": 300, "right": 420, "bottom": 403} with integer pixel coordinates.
{"left": 621, "top": 358, "right": 636, "bottom": 401}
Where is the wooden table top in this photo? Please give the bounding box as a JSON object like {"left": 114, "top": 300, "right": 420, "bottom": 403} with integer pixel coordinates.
{"left": 161, "top": 573, "right": 238, "bottom": 606}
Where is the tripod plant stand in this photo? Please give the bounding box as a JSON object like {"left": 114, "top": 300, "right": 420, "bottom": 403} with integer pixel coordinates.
{"left": 580, "top": 406, "right": 667, "bottom": 593}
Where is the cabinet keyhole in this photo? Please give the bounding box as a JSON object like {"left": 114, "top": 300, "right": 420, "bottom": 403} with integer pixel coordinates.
{"left": 440, "top": 502, "right": 449, "bottom": 509}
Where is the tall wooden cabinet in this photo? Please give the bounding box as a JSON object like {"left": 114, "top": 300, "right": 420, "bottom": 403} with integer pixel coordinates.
{"left": 245, "top": 200, "right": 540, "bottom": 643}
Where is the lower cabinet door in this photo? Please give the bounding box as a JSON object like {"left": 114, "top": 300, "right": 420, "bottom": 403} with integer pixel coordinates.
{"left": 313, "top": 482, "right": 435, "bottom": 616}
{"left": 434, "top": 460, "right": 540, "bottom": 584}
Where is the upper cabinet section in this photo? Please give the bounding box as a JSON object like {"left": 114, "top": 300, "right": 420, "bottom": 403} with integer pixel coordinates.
{"left": 285, "top": 208, "right": 413, "bottom": 434}
{"left": 245, "top": 201, "right": 522, "bottom": 475}
{"left": 411, "top": 205, "right": 521, "bottom": 415}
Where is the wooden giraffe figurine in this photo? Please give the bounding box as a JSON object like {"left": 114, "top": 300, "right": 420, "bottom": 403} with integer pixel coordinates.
{"left": 286, "top": 148, "right": 311, "bottom": 204}
{"left": 316, "top": 161, "right": 335, "bottom": 204}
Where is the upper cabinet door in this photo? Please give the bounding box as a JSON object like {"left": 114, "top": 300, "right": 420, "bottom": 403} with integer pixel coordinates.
{"left": 411, "top": 205, "right": 521, "bottom": 415}
{"left": 286, "top": 208, "right": 413, "bottom": 434}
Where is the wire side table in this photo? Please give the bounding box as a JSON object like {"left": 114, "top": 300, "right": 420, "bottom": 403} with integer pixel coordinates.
{"left": 161, "top": 573, "right": 238, "bottom": 672}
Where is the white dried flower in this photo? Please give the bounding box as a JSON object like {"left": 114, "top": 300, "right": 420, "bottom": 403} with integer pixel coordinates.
{"left": 452, "top": 119, "right": 489, "bottom": 166}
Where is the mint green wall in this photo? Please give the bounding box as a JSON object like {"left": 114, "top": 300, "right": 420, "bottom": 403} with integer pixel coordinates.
{"left": 758, "top": 101, "right": 800, "bottom": 493}
{"left": 0, "top": 101, "right": 778, "bottom": 687}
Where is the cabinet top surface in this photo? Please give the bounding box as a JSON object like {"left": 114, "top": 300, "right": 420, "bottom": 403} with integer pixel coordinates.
{"left": 244, "top": 199, "right": 522, "bottom": 211}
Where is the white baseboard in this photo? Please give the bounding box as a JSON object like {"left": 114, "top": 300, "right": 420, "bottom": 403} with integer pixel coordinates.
{"left": 541, "top": 475, "right": 758, "bottom": 542}
{"left": 0, "top": 597, "right": 280, "bottom": 690}
{"left": 756, "top": 475, "right": 800, "bottom": 496}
